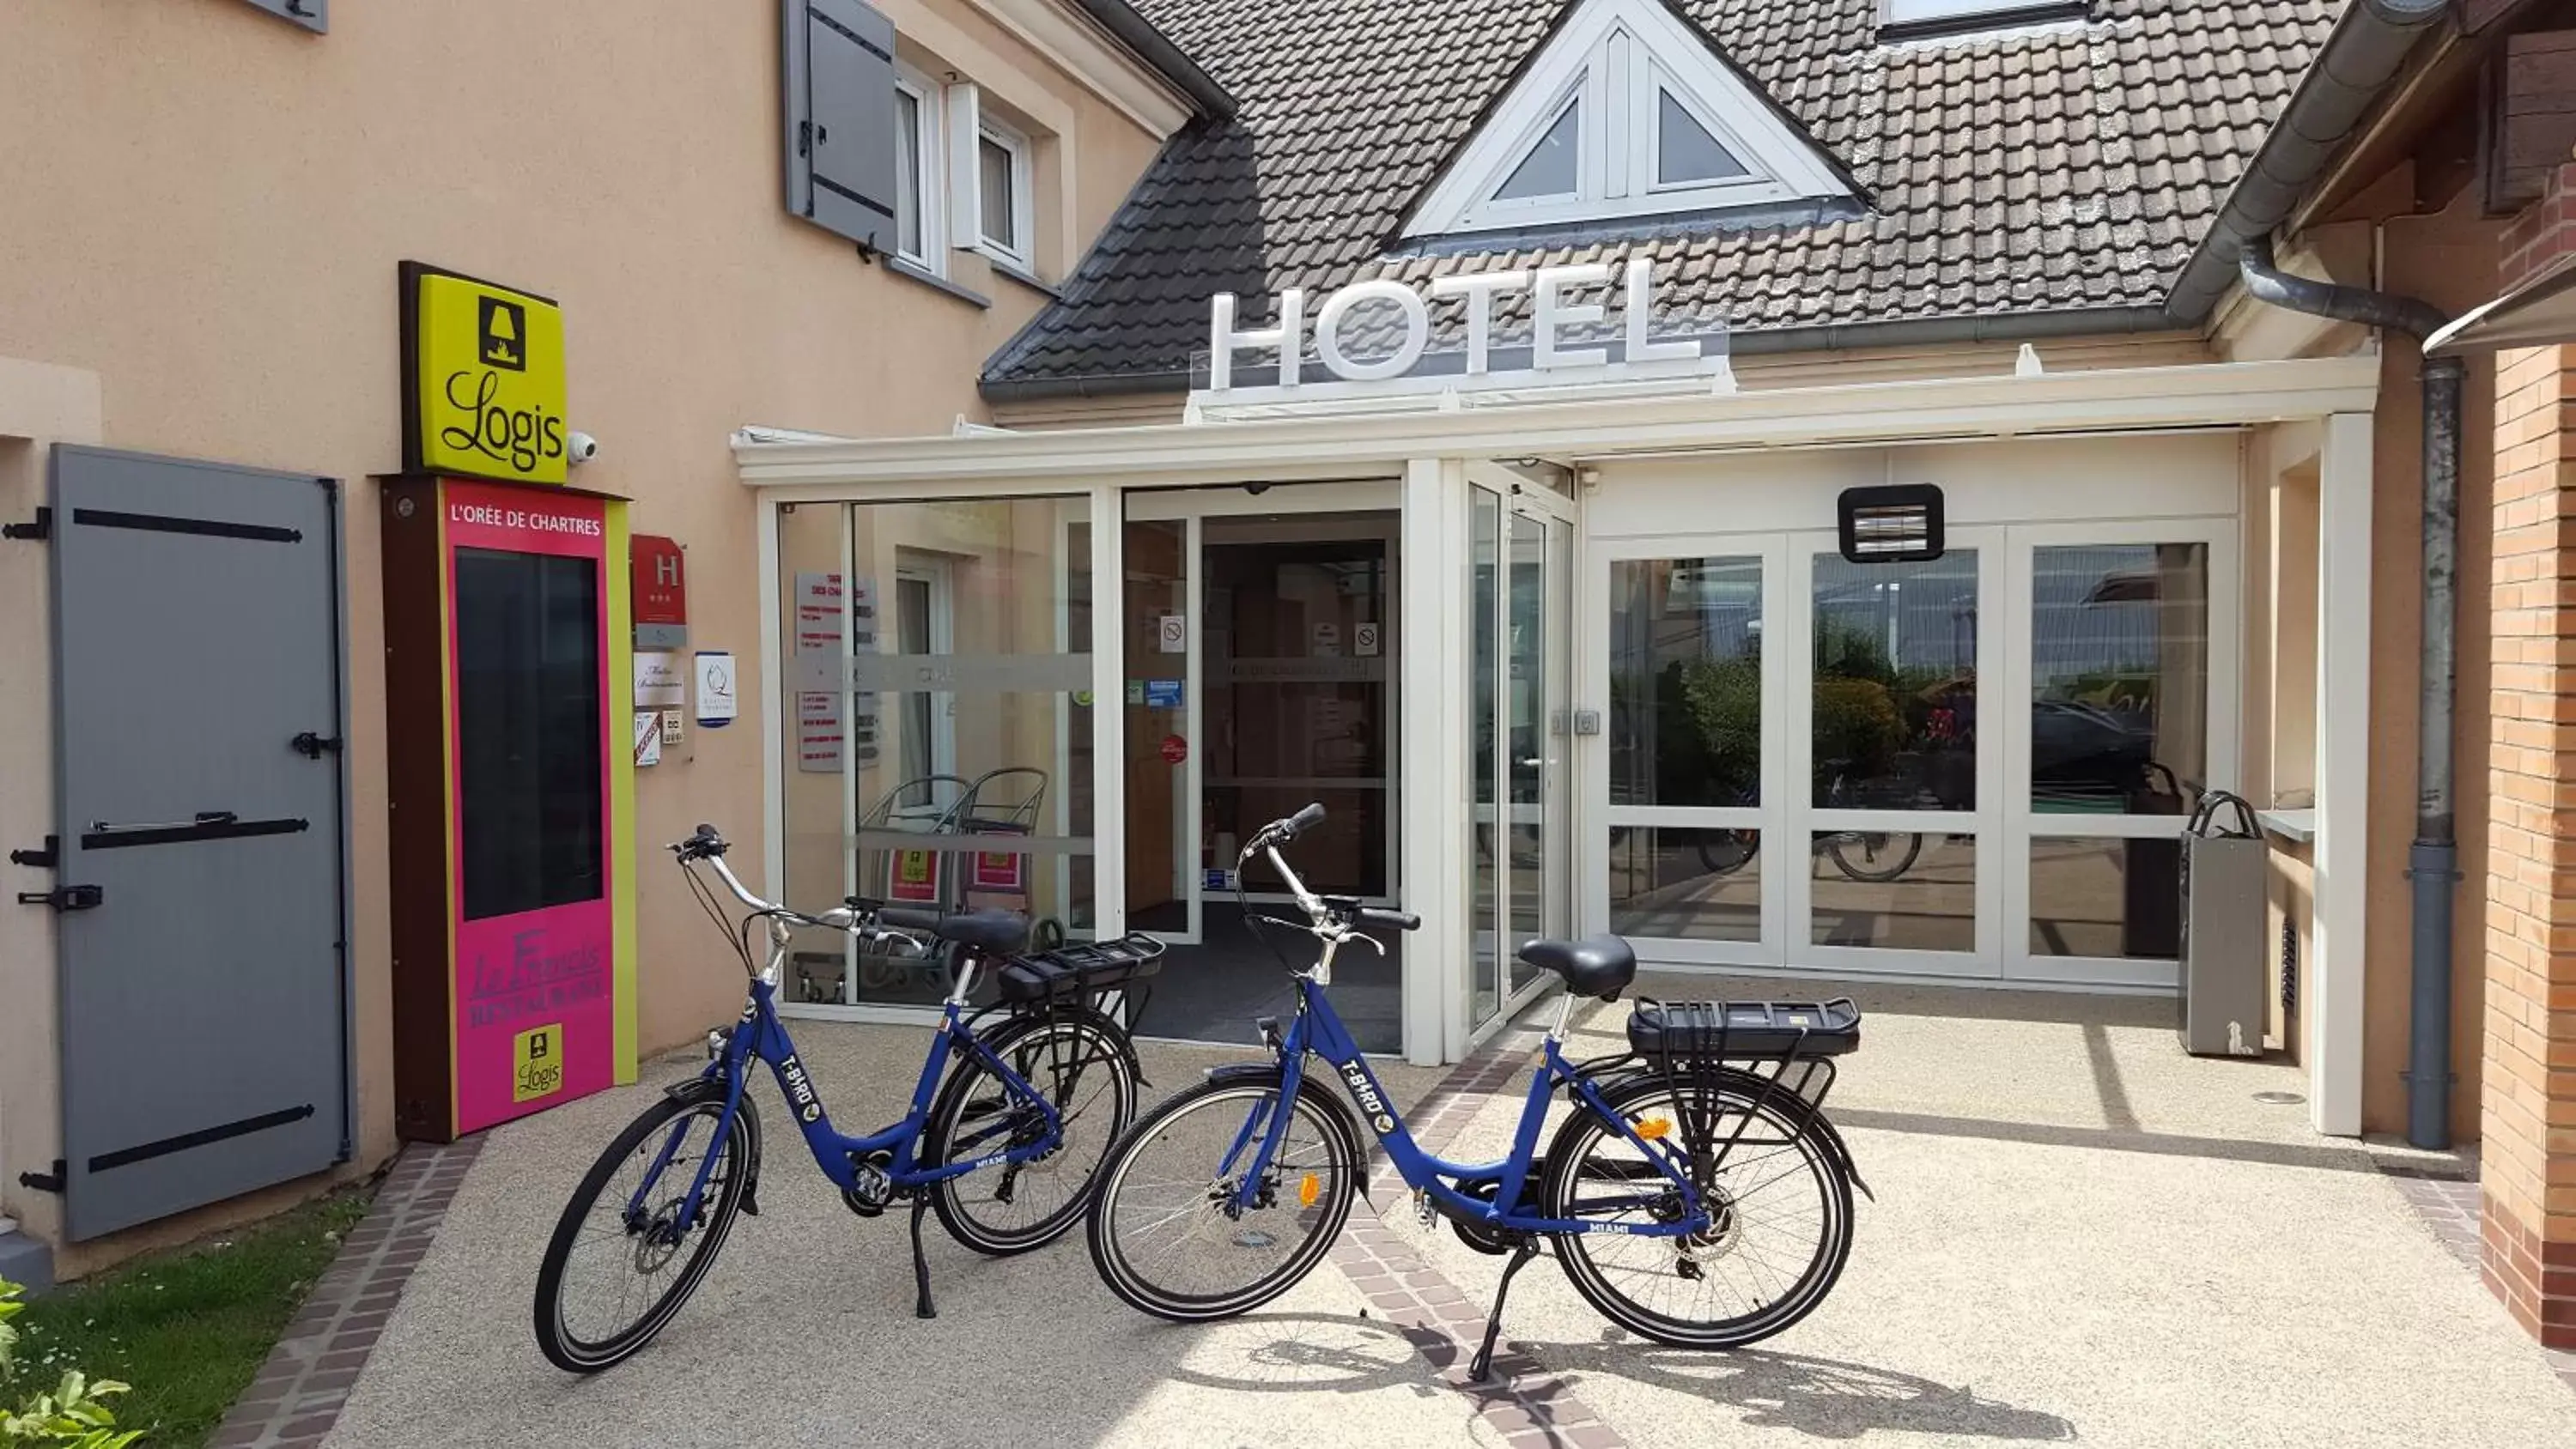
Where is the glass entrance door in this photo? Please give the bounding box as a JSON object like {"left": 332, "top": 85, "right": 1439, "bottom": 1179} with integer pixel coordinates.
{"left": 1470, "top": 488, "right": 1575, "bottom": 1034}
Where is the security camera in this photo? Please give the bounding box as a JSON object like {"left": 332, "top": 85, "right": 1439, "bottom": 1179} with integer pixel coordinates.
{"left": 567, "top": 431, "right": 600, "bottom": 465}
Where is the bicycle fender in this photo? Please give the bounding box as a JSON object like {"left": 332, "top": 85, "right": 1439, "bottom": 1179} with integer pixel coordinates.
{"left": 662, "top": 1075, "right": 767, "bottom": 1217}
{"left": 1203, "top": 1063, "right": 1373, "bottom": 1205}
{"left": 1573, "top": 1064, "right": 1872, "bottom": 1203}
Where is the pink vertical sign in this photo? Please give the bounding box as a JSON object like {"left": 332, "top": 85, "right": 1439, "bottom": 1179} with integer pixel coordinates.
{"left": 443, "top": 480, "right": 617, "bottom": 1135}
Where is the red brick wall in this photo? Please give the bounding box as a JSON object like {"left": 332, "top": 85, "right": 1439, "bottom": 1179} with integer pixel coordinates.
{"left": 2484, "top": 160, "right": 2576, "bottom": 1350}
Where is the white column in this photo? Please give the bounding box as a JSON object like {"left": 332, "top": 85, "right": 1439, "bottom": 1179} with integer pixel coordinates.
{"left": 1091, "top": 483, "right": 1127, "bottom": 944}
{"left": 1400, "top": 457, "right": 1468, "bottom": 1065}
{"left": 2310, "top": 411, "right": 2372, "bottom": 1137}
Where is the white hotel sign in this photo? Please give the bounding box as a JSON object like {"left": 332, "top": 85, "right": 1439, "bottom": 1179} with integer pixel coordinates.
{"left": 1206, "top": 258, "right": 1718, "bottom": 396}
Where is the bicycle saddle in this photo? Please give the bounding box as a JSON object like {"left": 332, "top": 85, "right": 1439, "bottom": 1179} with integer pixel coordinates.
{"left": 1516, "top": 935, "right": 1637, "bottom": 1002}
{"left": 878, "top": 906, "right": 1030, "bottom": 957}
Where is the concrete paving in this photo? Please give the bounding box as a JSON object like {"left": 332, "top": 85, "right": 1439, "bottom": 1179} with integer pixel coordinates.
{"left": 324, "top": 978, "right": 2574, "bottom": 1447}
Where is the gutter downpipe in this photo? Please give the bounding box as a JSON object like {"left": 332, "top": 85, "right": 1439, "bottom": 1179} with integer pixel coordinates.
{"left": 2239, "top": 232, "right": 2461, "bottom": 1150}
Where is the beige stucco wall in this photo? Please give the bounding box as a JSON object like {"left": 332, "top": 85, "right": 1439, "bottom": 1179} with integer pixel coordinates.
{"left": 0, "top": 0, "right": 1163, "bottom": 1275}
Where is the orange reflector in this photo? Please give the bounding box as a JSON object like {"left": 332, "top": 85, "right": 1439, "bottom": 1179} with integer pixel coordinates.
{"left": 1298, "top": 1173, "right": 1321, "bottom": 1207}
{"left": 1637, "top": 1118, "right": 1673, "bottom": 1141}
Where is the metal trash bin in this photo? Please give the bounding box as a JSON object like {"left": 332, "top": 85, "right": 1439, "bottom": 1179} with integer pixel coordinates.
{"left": 2178, "top": 790, "right": 2266, "bottom": 1058}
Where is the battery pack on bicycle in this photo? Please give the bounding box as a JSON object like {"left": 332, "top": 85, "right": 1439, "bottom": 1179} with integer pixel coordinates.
{"left": 1084, "top": 803, "right": 1868, "bottom": 1381}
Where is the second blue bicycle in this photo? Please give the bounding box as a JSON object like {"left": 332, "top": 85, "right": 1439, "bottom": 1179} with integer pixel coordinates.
{"left": 1085, "top": 804, "right": 1868, "bottom": 1377}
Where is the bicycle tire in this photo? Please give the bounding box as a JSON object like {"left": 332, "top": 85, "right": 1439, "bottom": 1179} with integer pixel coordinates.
{"left": 1542, "top": 1071, "right": 1852, "bottom": 1350}
{"left": 533, "top": 1082, "right": 756, "bottom": 1373}
{"left": 1086, "top": 1076, "right": 1360, "bottom": 1323}
{"left": 1694, "top": 829, "right": 1762, "bottom": 877}
{"left": 923, "top": 1007, "right": 1139, "bottom": 1256}
{"left": 1826, "top": 831, "right": 1922, "bottom": 883}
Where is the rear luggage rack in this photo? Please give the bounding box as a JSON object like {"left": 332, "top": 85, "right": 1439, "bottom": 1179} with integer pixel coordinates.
{"left": 995, "top": 932, "right": 1167, "bottom": 1020}
{"left": 1619, "top": 997, "right": 1863, "bottom": 1122}
{"left": 1626, "top": 998, "right": 1862, "bottom": 1060}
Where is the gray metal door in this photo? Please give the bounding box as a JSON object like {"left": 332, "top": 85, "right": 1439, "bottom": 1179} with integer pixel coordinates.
{"left": 46, "top": 446, "right": 349, "bottom": 1240}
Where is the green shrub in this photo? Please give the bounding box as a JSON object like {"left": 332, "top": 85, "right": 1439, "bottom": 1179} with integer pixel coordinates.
{"left": 0, "top": 1279, "right": 143, "bottom": 1448}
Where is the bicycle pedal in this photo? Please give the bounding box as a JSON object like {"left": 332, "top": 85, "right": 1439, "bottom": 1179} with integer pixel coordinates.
{"left": 1412, "top": 1188, "right": 1437, "bottom": 1230}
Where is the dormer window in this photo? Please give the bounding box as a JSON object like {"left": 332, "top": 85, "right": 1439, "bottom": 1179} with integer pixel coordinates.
{"left": 1404, "top": 0, "right": 1851, "bottom": 240}
{"left": 1879, "top": 1, "right": 2091, "bottom": 44}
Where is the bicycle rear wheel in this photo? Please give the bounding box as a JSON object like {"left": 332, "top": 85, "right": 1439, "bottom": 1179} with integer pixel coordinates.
{"left": 1826, "top": 831, "right": 1921, "bottom": 882}
{"left": 533, "top": 1084, "right": 756, "bottom": 1373}
{"left": 1543, "top": 1072, "right": 1851, "bottom": 1349}
{"left": 924, "top": 1008, "right": 1138, "bottom": 1255}
{"left": 1086, "top": 1076, "right": 1359, "bottom": 1322}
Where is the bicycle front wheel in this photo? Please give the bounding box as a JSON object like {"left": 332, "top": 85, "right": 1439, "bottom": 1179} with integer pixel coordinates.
{"left": 533, "top": 1084, "right": 756, "bottom": 1373}
{"left": 1086, "top": 1076, "right": 1360, "bottom": 1322}
{"left": 924, "top": 1008, "right": 1139, "bottom": 1255}
{"left": 1543, "top": 1072, "right": 1851, "bottom": 1349}
{"left": 1827, "top": 831, "right": 1921, "bottom": 882}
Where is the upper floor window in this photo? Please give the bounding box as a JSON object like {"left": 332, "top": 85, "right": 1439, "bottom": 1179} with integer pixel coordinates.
{"left": 1880, "top": 1, "right": 2090, "bottom": 42}
{"left": 1403, "top": 0, "right": 1850, "bottom": 240}
{"left": 976, "top": 121, "right": 1036, "bottom": 272}
{"left": 893, "top": 69, "right": 946, "bottom": 270}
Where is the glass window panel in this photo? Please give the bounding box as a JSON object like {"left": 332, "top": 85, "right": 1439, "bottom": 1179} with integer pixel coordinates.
{"left": 2030, "top": 543, "right": 2209, "bottom": 815}
{"left": 1121, "top": 519, "right": 1188, "bottom": 933}
{"left": 1468, "top": 490, "right": 1502, "bottom": 1024}
{"left": 894, "top": 89, "right": 924, "bottom": 258}
{"left": 1656, "top": 90, "right": 1747, "bottom": 185}
{"left": 776, "top": 496, "right": 1094, "bottom": 1008}
{"left": 1811, "top": 550, "right": 1978, "bottom": 810}
{"left": 1507, "top": 512, "right": 1549, "bottom": 993}
{"left": 980, "top": 134, "right": 1018, "bottom": 250}
{"left": 1609, "top": 828, "right": 1760, "bottom": 943}
{"left": 455, "top": 549, "right": 603, "bottom": 921}
{"left": 2028, "top": 836, "right": 2180, "bottom": 961}
{"left": 1495, "top": 99, "right": 1580, "bottom": 201}
{"left": 1809, "top": 831, "right": 1974, "bottom": 951}
{"left": 1610, "top": 557, "right": 1761, "bottom": 809}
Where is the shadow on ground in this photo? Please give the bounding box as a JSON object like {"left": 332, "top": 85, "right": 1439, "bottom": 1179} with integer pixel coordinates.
{"left": 1530, "top": 1338, "right": 2075, "bottom": 1442}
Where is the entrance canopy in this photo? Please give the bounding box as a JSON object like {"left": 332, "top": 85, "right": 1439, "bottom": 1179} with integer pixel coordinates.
{"left": 733, "top": 354, "right": 2384, "bottom": 1133}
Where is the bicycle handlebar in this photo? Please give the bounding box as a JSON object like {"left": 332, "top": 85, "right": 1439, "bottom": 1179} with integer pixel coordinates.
{"left": 675, "top": 827, "right": 927, "bottom": 953}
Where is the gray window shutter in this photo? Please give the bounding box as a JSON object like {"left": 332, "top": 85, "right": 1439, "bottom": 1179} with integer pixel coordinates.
{"left": 783, "top": 0, "right": 898, "bottom": 252}
{"left": 239, "top": 0, "right": 326, "bottom": 33}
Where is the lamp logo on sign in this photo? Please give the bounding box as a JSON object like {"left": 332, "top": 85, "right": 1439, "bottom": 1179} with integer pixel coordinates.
{"left": 404, "top": 262, "right": 569, "bottom": 485}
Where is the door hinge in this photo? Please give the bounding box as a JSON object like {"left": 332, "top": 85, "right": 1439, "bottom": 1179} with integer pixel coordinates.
{"left": 18, "top": 1161, "right": 64, "bottom": 1194}
{"left": 9, "top": 835, "right": 58, "bottom": 870}
{"left": 290, "top": 731, "right": 344, "bottom": 759}
{"left": 2, "top": 507, "right": 50, "bottom": 542}
{"left": 17, "top": 884, "right": 103, "bottom": 912}
{"left": 798, "top": 118, "right": 813, "bottom": 158}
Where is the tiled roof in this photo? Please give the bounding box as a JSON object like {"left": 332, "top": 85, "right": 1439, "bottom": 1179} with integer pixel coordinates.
{"left": 982, "top": 0, "right": 2342, "bottom": 396}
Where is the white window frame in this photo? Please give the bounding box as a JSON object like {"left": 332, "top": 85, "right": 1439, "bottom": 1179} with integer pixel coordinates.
{"left": 974, "top": 118, "right": 1038, "bottom": 273}
{"left": 893, "top": 66, "right": 948, "bottom": 273}
{"left": 1406, "top": 0, "right": 1850, "bottom": 239}
{"left": 1884, "top": 0, "right": 2082, "bottom": 32}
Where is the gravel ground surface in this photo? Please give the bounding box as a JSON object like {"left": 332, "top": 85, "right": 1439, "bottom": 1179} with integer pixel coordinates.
{"left": 322, "top": 977, "right": 2573, "bottom": 1447}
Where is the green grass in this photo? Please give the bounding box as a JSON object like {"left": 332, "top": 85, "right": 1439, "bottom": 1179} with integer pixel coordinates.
{"left": 3, "top": 1188, "right": 372, "bottom": 1448}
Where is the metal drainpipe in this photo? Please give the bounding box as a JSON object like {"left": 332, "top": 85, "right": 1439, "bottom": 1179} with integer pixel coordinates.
{"left": 2238, "top": 233, "right": 2462, "bottom": 1149}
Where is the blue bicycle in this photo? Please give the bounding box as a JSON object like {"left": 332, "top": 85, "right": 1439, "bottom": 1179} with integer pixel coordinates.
{"left": 534, "top": 824, "right": 1148, "bottom": 1373}
{"left": 1085, "top": 804, "right": 1866, "bottom": 1378}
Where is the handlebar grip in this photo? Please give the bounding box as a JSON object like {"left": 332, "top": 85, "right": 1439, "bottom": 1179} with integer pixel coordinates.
{"left": 1359, "top": 907, "right": 1421, "bottom": 932}
{"left": 1279, "top": 803, "right": 1327, "bottom": 841}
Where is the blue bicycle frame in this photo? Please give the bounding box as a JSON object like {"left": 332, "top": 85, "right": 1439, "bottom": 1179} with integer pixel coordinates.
{"left": 647, "top": 977, "right": 1062, "bottom": 1230}
{"left": 1225, "top": 975, "right": 1708, "bottom": 1240}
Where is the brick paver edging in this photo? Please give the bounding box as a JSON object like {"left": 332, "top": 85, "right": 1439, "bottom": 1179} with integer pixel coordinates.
{"left": 2380, "top": 1162, "right": 2576, "bottom": 1394}
{"left": 1329, "top": 1019, "right": 1633, "bottom": 1449}
{"left": 209, "top": 1137, "right": 483, "bottom": 1449}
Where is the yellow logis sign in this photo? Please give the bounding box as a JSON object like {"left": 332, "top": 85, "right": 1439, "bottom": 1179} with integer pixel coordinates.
{"left": 513, "top": 1022, "right": 567, "bottom": 1104}
{"left": 404, "top": 264, "right": 569, "bottom": 485}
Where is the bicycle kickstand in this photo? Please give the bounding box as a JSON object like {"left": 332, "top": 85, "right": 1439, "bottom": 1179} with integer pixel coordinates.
{"left": 1467, "top": 1241, "right": 1539, "bottom": 1383}
{"left": 909, "top": 1197, "right": 938, "bottom": 1319}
